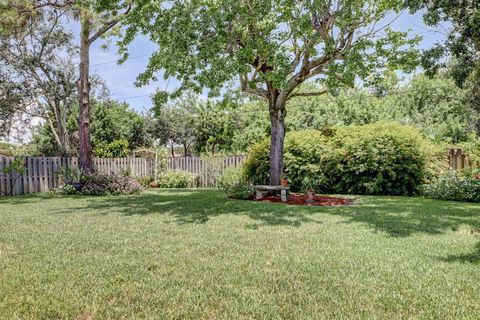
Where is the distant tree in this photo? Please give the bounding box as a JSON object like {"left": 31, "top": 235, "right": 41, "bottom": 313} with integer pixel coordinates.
{"left": 406, "top": 0, "right": 480, "bottom": 131}
{"left": 193, "top": 101, "right": 239, "bottom": 155}
{"left": 152, "top": 91, "right": 197, "bottom": 156}
{"left": 31, "top": 100, "right": 153, "bottom": 156}
{"left": 123, "top": 0, "right": 420, "bottom": 184}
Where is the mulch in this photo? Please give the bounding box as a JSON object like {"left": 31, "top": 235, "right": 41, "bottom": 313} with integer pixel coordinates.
{"left": 253, "top": 193, "right": 353, "bottom": 206}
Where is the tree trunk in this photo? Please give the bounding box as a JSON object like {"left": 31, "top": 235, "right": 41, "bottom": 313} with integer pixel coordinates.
{"left": 169, "top": 142, "right": 175, "bottom": 157}
{"left": 77, "top": 16, "right": 92, "bottom": 172}
{"left": 268, "top": 100, "right": 286, "bottom": 186}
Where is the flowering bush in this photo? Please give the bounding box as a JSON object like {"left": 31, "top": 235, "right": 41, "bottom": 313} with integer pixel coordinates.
{"left": 421, "top": 169, "right": 480, "bottom": 202}
{"left": 81, "top": 173, "right": 143, "bottom": 196}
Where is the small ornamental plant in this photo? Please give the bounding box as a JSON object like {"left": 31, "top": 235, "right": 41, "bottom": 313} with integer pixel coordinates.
{"left": 1, "top": 159, "right": 27, "bottom": 196}
{"left": 301, "top": 176, "right": 317, "bottom": 203}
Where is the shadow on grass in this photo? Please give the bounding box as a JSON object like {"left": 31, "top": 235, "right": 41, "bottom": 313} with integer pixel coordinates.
{"left": 439, "top": 242, "right": 480, "bottom": 264}
{"left": 49, "top": 189, "right": 324, "bottom": 228}
{"left": 3, "top": 189, "right": 480, "bottom": 239}
{"left": 3, "top": 189, "right": 480, "bottom": 263}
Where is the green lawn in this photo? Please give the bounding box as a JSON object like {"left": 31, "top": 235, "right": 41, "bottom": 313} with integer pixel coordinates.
{"left": 1, "top": 189, "right": 480, "bottom": 319}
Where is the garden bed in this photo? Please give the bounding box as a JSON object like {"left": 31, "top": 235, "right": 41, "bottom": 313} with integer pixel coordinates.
{"left": 252, "top": 193, "right": 352, "bottom": 206}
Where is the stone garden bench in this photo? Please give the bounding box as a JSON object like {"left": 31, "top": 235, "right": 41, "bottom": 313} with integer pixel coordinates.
{"left": 253, "top": 185, "right": 290, "bottom": 202}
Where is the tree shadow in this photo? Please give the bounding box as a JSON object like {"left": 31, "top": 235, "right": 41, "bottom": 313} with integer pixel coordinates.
{"left": 329, "top": 196, "right": 480, "bottom": 238}
{"left": 51, "top": 189, "right": 323, "bottom": 228}
{"left": 6, "top": 190, "right": 480, "bottom": 239}
{"left": 438, "top": 242, "right": 480, "bottom": 264}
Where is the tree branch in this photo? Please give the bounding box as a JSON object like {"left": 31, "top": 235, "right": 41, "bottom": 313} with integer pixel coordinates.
{"left": 290, "top": 90, "right": 328, "bottom": 98}
{"left": 88, "top": 3, "right": 132, "bottom": 45}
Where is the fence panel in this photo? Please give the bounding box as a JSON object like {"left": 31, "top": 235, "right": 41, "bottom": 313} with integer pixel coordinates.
{"left": 0, "top": 155, "right": 245, "bottom": 196}
{"left": 167, "top": 155, "right": 245, "bottom": 187}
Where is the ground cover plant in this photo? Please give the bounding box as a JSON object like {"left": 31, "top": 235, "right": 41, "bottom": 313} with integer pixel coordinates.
{"left": 422, "top": 169, "right": 480, "bottom": 202}
{"left": 1, "top": 189, "right": 480, "bottom": 319}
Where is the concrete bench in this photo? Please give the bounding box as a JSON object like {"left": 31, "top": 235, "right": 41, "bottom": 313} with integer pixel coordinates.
{"left": 253, "top": 185, "right": 290, "bottom": 202}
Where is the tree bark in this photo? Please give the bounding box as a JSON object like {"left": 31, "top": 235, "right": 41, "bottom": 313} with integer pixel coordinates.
{"left": 268, "top": 99, "right": 287, "bottom": 186}
{"left": 77, "top": 15, "right": 92, "bottom": 172}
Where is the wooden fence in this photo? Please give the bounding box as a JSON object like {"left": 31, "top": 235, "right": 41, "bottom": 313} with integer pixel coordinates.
{"left": 448, "top": 148, "right": 476, "bottom": 170}
{"left": 168, "top": 155, "right": 245, "bottom": 187}
{"left": 2, "top": 149, "right": 474, "bottom": 197}
{"left": 0, "top": 155, "right": 245, "bottom": 196}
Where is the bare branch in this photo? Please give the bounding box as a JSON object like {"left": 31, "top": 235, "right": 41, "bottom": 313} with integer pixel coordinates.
{"left": 239, "top": 74, "right": 268, "bottom": 99}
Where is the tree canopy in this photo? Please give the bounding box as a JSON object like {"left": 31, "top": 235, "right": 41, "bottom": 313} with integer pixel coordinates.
{"left": 122, "top": 0, "right": 421, "bottom": 184}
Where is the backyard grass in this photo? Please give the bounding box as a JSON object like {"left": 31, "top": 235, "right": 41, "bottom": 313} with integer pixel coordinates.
{"left": 1, "top": 189, "right": 480, "bottom": 319}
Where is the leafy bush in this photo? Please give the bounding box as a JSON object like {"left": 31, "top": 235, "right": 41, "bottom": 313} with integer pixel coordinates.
{"left": 81, "top": 173, "right": 143, "bottom": 195}
{"left": 156, "top": 170, "right": 196, "bottom": 188}
{"left": 459, "top": 138, "right": 480, "bottom": 165}
{"left": 422, "top": 170, "right": 480, "bottom": 202}
{"left": 94, "top": 139, "right": 131, "bottom": 158}
{"left": 56, "top": 166, "right": 83, "bottom": 184}
{"left": 135, "top": 176, "right": 154, "bottom": 188}
{"left": 217, "top": 167, "right": 254, "bottom": 199}
{"left": 244, "top": 122, "right": 444, "bottom": 195}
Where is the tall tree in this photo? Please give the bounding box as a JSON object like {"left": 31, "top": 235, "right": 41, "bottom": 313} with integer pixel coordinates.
{"left": 2, "top": 0, "right": 138, "bottom": 171}
{"left": 0, "top": 9, "right": 76, "bottom": 155}
{"left": 122, "top": 0, "right": 419, "bottom": 185}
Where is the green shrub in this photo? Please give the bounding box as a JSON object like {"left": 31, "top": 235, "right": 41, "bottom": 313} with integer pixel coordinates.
{"left": 217, "top": 167, "right": 254, "bottom": 199}
{"left": 94, "top": 139, "right": 131, "bottom": 158}
{"left": 244, "top": 122, "right": 444, "bottom": 195}
{"left": 156, "top": 170, "right": 196, "bottom": 188}
{"left": 422, "top": 169, "right": 480, "bottom": 202}
{"left": 135, "top": 176, "right": 155, "bottom": 188}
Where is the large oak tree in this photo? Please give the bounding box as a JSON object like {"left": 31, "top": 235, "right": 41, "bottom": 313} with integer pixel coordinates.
{"left": 122, "top": 0, "right": 419, "bottom": 185}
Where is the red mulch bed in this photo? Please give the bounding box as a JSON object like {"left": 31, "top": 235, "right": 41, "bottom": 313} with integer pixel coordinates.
{"left": 253, "top": 193, "right": 352, "bottom": 206}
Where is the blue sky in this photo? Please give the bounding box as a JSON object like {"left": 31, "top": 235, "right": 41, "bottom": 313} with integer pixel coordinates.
{"left": 82, "top": 10, "right": 447, "bottom": 112}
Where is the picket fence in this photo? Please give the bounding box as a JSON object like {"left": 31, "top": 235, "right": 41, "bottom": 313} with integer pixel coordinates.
{"left": 0, "top": 155, "right": 245, "bottom": 196}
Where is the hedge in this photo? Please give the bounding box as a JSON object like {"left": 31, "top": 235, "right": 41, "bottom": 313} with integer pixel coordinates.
{"left": 244, "top": 122, "right": 444, "bottom": 195}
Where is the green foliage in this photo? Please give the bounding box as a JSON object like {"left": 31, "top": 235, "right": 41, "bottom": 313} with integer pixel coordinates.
{"left": 156, "top": 170, "right": 197, "bottom": 188}
{"left": 217, "top": 167, "right": 253, "bottom": 199}
{"left": 94, "top": 139, "right": 131, "bottom": 158}
{"left": 422, "top": 170, "right": 480, "bottom": 203}
{"left": 135, "top": 176, "right": 155, "bottom": 188}
{"left": 56, "top": 166, "right": 83, "bottom": 185}
{"left": 122, "top": 0, "right": 419, "bottom": 97}
{"left": 244, "top": 122, "right": 442, "bottom": 195}
{"left": 32, "top": 99, "right": 154, "bottom": 156}
{"left": 1, "top": 158, "right": 26, "bottom": 176}
{"left": 459, "top": 139, "right": 480, "bottom": 165}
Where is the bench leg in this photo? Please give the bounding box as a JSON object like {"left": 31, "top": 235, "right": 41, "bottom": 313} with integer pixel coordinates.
{"left": 256, "top": 189, "right": 264, "bottom": 200}
{"left": 281, "top": 189, "right": 287, "bottom": 202}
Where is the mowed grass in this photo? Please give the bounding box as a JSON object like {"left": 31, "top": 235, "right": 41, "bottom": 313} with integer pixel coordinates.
{"left": 0, "top": 189, "right": 480, "bottom": 319}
